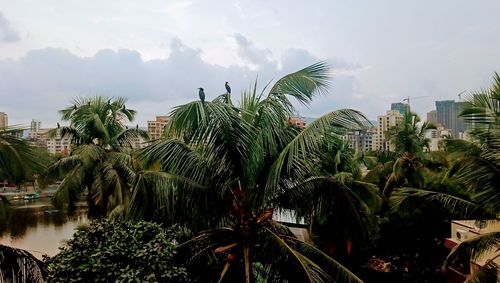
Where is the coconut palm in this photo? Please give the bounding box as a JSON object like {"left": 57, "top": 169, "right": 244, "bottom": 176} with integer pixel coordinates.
{"left": 391, "top": 73, "right": 500, "bottom": 280}
{"left": 0, "top": 127, "right": 42, "bottom": 222}
{"left": 49, "top": 96, "right": 147, "bottom": 218}
{"left": 0, "top": 128, "right": 40, "bottom": 185}
{"left": 0, "top": 129, "right": 47, "bottom": 282}
{"left": 128, "top": 63, "right": 371, "bottom": 282}
{"left": 381, "top": 112, "right": 436, "bottom": 208}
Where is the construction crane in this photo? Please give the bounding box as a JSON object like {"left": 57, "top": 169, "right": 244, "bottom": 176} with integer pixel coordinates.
{"left": 457, "top": 90, "right": 466, "bottom": 101}
{"left": 402, "top": 95, "right": 430, "bottom": 106}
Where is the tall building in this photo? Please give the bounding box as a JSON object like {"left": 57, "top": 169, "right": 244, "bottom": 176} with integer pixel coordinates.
{"left": 30, "top": 119, "right": 42, "bottom": 132}
{"left": 147, "top": 116, "right": 170, "bottom": 140}
{"left": 372, "top": 110, "right": 404, "bottom": 151}
{"left": 0, "top": 112, "right": 8, "bottom": 129}
{"left": 344, "top": 128, "right": 376, "bottom": 152}
{"left": 426, "top": 110, "right": 437, "bottom": 125}
{"left": 391, "top": 102, "right": 409, "bottom": 115}
{"left": 435, "top": 100, "right": 466, "bottom": 138}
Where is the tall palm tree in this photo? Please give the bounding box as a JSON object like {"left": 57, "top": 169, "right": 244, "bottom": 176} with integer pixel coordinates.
{"left": 392, "top": 73, "right": 500, "bottom": 281}
{"left": 381, "top": 112, "right": 435, "bottom": 207}
{"left": 128, "top": 63, "right": 369, "bottom": 282}
{"left": 50, "top": 96, "right": 146, "bottom": 218}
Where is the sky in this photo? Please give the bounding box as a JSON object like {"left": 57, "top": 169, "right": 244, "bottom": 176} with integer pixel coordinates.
{"left": 0, "top": 0, "right": 499, "bottom": 127}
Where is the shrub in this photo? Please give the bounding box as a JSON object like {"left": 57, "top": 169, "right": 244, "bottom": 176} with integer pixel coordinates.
{"left": 45, "top": 220, "right": 188, "bottom": 282}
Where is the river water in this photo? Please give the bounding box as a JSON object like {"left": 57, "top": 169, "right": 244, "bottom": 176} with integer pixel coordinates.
{"left": 0, "top": 197, "right": 88, "bottom": 259}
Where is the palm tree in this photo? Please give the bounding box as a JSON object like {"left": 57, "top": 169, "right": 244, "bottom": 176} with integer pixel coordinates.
{"left": 391, "top": 73, "right": 500, "bottom": 281}
{"left": 49, "top": 96, "right": 147, "bottom": 218}
{"left": 0, "top": 129, "right": 47, "bottom": 282}
{"left": 128, "top": 63, "right": 370, "bottom": 282}
{"left": 0, "top": 128, "right": 40, "bottom": 185}
{"left": 381, "top": 112, "right": 435, "bottom": 208}
{"left": 0, "top": 127, "right": 42, "bottom": 222}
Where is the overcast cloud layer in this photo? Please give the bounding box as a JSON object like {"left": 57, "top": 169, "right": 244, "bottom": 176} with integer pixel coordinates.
{"left": 0, "top": 0, "right": 499, "bottom": 127}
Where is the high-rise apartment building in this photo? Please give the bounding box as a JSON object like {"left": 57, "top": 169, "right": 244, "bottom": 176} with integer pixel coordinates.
{"left": 391, "top": 102, "right": 409, "bottom": 115}
{"left": 30, "top": 119, "right": 42, "bottom": 132}
{"left": 147, "top": 116, "right": 170, "bottom": 140}
{"left": 344, "top": 128, "right": 376, "bottom": 152}
{"left": 0, "top": 112, "right": 8, "bottom": 129}
{"left": 435, "top": 100, "right": 466, "bottom": 138}
{"left": 372, "top": 110, "right": 404, "bottom": 151}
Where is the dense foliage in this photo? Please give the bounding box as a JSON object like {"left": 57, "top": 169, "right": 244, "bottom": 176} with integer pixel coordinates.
{"left": 128, "top": 62, "right": 370, "bottom": 282}
{"left": 45, "top": 220, "right": 188, "bottom": 282}
{"left": 49, "top": 96, "right": 147, "bottom": 217}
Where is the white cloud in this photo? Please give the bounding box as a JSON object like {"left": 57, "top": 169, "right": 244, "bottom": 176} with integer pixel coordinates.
{"left": 0, "top": 37, "right": 362, "bottom": 128}
{"left": 0, "top": 12, "right": 19, "bottom": 42}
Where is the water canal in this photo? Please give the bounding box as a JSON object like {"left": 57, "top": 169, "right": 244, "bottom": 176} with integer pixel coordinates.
{"left": 0, "top": 197, "right": 88, "bottom": 259}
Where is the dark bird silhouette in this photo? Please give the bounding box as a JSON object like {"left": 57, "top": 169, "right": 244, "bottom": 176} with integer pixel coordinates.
{"left": 198, "top": 88, "right": 205, "bottom": 102}
{"left": 57, "top": 123, "right": 60, "bottom": 128}
{"left": 73, "top": 104, "right": 77, "bottom": 110}
{"left": 136, "top": 124, "right": 139, "bottom": 130}
{"left": 122, "top": 105, "right": 126, "bottom": 110}
{"left": 107, "top": 99, "right": 111, "bottom": 106}
{"left": 225, "top": 82, "right": 231, "bottom": 94}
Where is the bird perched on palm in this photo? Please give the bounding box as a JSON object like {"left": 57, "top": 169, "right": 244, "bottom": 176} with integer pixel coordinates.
{"left": 198, "top": 87, "right": 205, "bottom": 103}
{"left": 225, "top": 82, "right": 231, "bottom": 94}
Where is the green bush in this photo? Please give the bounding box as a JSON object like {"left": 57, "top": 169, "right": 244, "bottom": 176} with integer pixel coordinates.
{"left": 45, "top": 220, "right": 188, "bottom": 282}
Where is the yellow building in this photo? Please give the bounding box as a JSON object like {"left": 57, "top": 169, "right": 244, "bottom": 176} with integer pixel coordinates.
{"left": 372, "top": 110, "right": 403, "bottom": 151}
{"left": 0, "top": 112, "right": 8, "bottom": 129}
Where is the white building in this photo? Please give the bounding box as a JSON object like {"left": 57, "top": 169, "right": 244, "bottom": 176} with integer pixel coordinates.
{"left": 425, "top": 127, "right": 452, "bottom": 151}
{"left": 30, "top": 119, "right": 42, "bottom": 132}
{"left": 28, "top": 128, "right": 71, "bottom": 155}
{"left": 344, "top": 128, "right": 376, "bottom": 152}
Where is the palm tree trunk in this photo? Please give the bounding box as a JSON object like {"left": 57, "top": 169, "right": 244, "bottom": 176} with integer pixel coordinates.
{"left": 87, "top": 192, "right": 99, "bottom": 219}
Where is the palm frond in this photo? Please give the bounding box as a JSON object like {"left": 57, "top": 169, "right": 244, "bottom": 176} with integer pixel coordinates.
{"left": 268, "top": 61, "right": 331, "bottom": 105}
{"left": 266, "top": 109, "right": 368, "bottom": 204}
{"left": 390, "top": 188, "right": 478, "bottom": 216}
{"left": 0, "top": 244, "right": 47, "bottom": 283}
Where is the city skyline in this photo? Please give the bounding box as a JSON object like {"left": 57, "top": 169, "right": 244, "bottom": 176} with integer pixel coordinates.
{"left": 1, "top": 1, "right": 499, "bottom": 127}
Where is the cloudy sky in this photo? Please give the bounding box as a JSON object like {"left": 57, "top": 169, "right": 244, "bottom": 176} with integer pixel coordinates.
{"left": 1, "top": 0, "right": 499, "bottom": 127}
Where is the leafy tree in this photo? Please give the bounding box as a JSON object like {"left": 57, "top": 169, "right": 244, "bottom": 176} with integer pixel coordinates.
{"left": 49, "top": 96, "right": 147, "bottom": 217}
{"left": 45, "top": 220, "right": 188, "bottom": 282}
{"left": 128, "top": 63, "right": 369, "bottom": 282}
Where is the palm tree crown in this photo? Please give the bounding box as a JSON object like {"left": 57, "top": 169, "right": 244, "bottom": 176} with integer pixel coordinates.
{"left": 128, "top": 62, "right": 369, "bottom": 282}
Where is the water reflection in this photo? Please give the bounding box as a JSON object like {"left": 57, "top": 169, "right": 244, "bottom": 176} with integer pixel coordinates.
{"left": 0, "top": 198, "right": 88, "bottom": 259}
